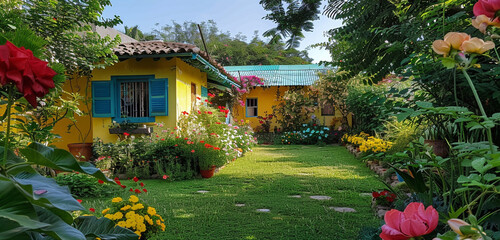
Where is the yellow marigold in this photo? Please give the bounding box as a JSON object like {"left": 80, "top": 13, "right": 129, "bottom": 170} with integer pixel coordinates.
{"left": 113, "top": 211, "right": 123, "bottom": 220}
{"left": 156, "top": 219, "right": 162, "bottom": 225}
{"left": 137, "top": 223, "right": 147, "bottom": 232}
{"left": 131, "top": 203, "right": 144, "bottom": 210}
{"left": 102, "top": 208, "right": 110, "bottom": 214}
{"left": 112, "top": 197, "right": 123, "bottom": 203}
{"left": 129, "top": 195, "right": 139, "bottom": 203}
{"left": 161, "top": 223, "right": 166, "bottom": 231}
{"left": 125, "top": 218, "right": 135, "bottom": 228}
{"left": 145, "top": 215, "right": 154, "bottom": 225}
{"left": 117, "top": 221, "right": 127, "bottom": 228}
{"left": 135, "top": 215, "right": 144, "bottom": 223}
{"left": 120, "top": 205, "right": 132, "bottom": 211}
{"left": 147, "top": 207, "right": 156, "bottom": 216}
{"left": 134, "top": 230, "right": 142, "bottom": 238}
{"left": 104, "top": 214, "right": 113, "bottom": 220}
{"left": 125, "top": 211, "right": 136, "bottom": 219}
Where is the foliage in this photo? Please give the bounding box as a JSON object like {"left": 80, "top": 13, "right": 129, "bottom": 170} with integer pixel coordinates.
{"left": 151, "top": 20, "right": 313, "bottom": 65}
{"left": 312, "top": 69, "right": 351, "bottom": 129}
{"left": 259, "top": 0, "right": 322, "bottom": 49}
{"left": 280, "top": 123, "right": 332, "bottom": 145}
{"left": 55, "top": 172, "right": 117, "bottom": 198}
{"left": 101, "top": 195, "right": 166, "bottom": 239}
{"left": 272, "top": 87, "right": 318, "bottom": 131}
{"left": 372, "top": 190, "right": 397, "bottom": 207}
{"left": 382, "top": 117, "right": 422, "bottom": 154}
{"left": 123, "top": 25, "right": 156, "bottom": 41}
{"left": 256, "top": 112, "right": 274, "bottom": 133}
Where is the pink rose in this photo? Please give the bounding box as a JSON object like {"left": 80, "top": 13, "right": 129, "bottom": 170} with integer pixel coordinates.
{"left": 380, "top": 202, "right": 438, "bottom": 240}
{"left": 474, "top": 0, "right": 500, "bottom": 18}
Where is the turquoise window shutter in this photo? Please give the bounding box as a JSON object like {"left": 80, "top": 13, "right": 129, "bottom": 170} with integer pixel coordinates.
{"left": 201, "top": 86, "right": 208, "bottom": 99}
{"left": 92, "top": 81, "right": 114, "bottom": 117}
{"left": 149, "top": 78, "right": 168, "bottom": 116}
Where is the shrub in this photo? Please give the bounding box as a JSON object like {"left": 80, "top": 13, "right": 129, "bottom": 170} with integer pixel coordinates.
{"left": 55, "top": 172, "right": 117, "bottom": 198}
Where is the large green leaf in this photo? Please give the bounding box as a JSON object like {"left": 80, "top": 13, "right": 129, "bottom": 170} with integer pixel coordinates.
{"left": 13, "top": 172, "right": 84, "bottom": 212}
{"left": 19, "top": 143, "right": 111, "bottom": 182}
{"left": 73, "top": 216, "right": 139, "bottom": 240}
{"left": 0, "top": 178, "right": 49, "bottom": 239}
{"left": 33, "top": 206, "right": 86, "bottom": 240}
{"left": 0, "top": 146, "right": 36, "bottom": 175}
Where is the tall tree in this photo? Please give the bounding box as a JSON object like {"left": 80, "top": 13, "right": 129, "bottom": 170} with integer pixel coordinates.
{"left": 124, "top": 25, "right": 156, "bottom": 41}
{"left": 152, "top": 20, "right": 313, "bottom": 65}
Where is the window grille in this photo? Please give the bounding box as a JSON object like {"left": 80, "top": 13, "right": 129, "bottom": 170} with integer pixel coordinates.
{"left": 321, "top": 103, "right": 335, "bottom": 116}
{"left": 246, "top": 98, "right": 258, "bottom": 117}
{"left": 120, "top": 81, "right": 149, "bottom": 118}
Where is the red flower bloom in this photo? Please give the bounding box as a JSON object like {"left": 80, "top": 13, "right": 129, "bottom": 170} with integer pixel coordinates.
{"left": 89, "top": 208, "right": 95, "bottom": 213}
{"left": 474, "top": 0, "right": 500, "bottom": 18}
{"left": 184, "top": 138, "right": 188, "bottom": 140}
{"left": 208, "top": 93, "right": 215, "bottom": 97}
{"left": 216, "top": 122, "right": 221, "bottom": 124}
{"left": 115, "top": 180, "right": 121, "bottom": 185}
{"left": 213, "top": 147, "right": 220, "bottom": 150}
{"left": 133, "top": 176, "right": 139, "bottom": 182}
{"left": 196, "top": 97, "right": 201, "bottom": 100}
{"left": 123, "top": 132, "right": 130, "bottom": 136}
{"left": 204, "top": 99, "right": 208, "bottom": 102}
{"left": 182, "top": 111, "right": 189, "bottom": 115}
{"left": 200, "top": 140, "right": 205, "bottom": 143}
{"left": 174, "top": 144, "right": 178, "bottom": 147}
{"left": 98, "top": 179, "right": 104, "bottom": 184}
{"left": 161, "top": 138, "right": 165, "bottom": 141}
{"left": 205, "top": 143, "right": 212, "bottom": 148}
{"left": 77, "top": 199, "right": 82, "bottom": 203}
{"left": 191, "top": 149, "right": 195, "bottom": 153}
{"left": 207, "top": 111, "right": 212, "bottom": 114}
{"left": 143, "top": 189, "right": 148, "bottom": 193}
{"left": 135, "top": 189, "right": 141, "bottom": 194}
{"left": 120, "top": 185, "right": 126, "bottom": 189}
{"left": 0, "top": 41, "right": 56, "bottom": 107}
{"left": 129, "top": 188, "right": 133, "bottom": 192}
{"left": 163, "top": 175, "right": 169, "bottom": 179}
{"left": 140, "top": 182, "right": 144, "bottom": 187}
{"left": 114, "top": 177, "right": 119, "bottom": 181}
{"left": 380, "top": 202, "right": 438, "bottom": 240}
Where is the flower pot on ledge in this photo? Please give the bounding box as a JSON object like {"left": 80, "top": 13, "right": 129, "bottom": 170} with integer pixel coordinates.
{"left": 108, "top": 127, "right": 153, "bottom": 135}
{"left": 67, "top": 143, "right": 93, "bottom": 162}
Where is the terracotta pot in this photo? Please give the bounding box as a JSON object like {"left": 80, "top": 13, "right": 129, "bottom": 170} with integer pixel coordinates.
{"left": 424, "top": 139, "right": 449, "bottom": 157}
{"left": 67, "top": 143, "right": 93, "bottom": 162}
{"left": 200, "top": 166, "right": 216, "bottom": 178}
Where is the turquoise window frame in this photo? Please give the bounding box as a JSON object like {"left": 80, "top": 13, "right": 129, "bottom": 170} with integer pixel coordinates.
{"left": 246, "top": 98, "right": 258, "bottom": 117}
{"left": 112, "top": 75, "right": 156, "bottom": 123}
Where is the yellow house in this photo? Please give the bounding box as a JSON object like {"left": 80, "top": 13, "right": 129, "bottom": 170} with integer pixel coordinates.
{"left": 225, "top": 65, "right": 348, "bottom": 131}
{"left": 53, "top": 41, "right": 237, "bottom": 150}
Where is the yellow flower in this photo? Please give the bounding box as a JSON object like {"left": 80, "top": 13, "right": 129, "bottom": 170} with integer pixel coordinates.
{"left": 131, "top": 203, "right": 144, "bottom": 210}
{"left": 145, "top": 215, "right": 154, "bottom": 225}
{"left": 147, "top": 207, "right": 156, "bottom": 216}
{"left": 121, "top": 205, "right": 132, "bottom": 211}
{"left": 134, "top": 230, "right": 142, "bottom": 238}
{"left": 117, "top": 221, "right": 127, "bottom": 228}
{"left": 461, "top": 37, "right": 495, "bottom": 54}
{"left": 113, "top": 211, "right": 123, "bottom": 220}
{"left": 129, "top": 195, "right": 139, "bottom": 203}
{"left": 161, "top": 223, "right": 166, "bottom": 231}
{"left": 472, "top": 15, "right": 500, "bottom": 34}
{"left": 102, "top": 208, "right": 110, "bottom": 214}
{"left": 112, "top": 197, "right": 123, "bottom": 203}
{"left": 104, "top": 214, "right": 113, "bottom": 220}
{"left": 126, "top": 211, "right": 136, "bottom": 219}
{"left": 444, "top": 32, "right": 470, "bottom": 50}
{"left": 156, "top": 219, "right": 162, "bottom": 225}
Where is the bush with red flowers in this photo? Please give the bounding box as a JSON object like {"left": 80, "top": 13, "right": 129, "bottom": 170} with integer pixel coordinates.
{"left": 372, "top": 190, "right": 397, "bottom": 207}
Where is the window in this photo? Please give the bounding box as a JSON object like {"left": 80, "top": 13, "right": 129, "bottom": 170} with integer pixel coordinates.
{"left": 246, "top": 98, "right": 258, "bottom": 117}
{"left": 92, "top": 75, "right": 168, "bottom": 123}
{"left": 321, "top": 103, "right": 335, "bottom": 116}
{"left": 120, "top": 81, "right": 149, "bottom": 118}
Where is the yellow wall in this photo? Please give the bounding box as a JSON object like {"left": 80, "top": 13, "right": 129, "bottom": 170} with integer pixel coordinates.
{"left": 175, "top": 58, "right": 207, "bottom": 118}
{"left": 233, "top": 86, "right": 351, "bottom": 131}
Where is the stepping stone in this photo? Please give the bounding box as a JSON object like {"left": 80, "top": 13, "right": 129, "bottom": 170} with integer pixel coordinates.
{"left": 256, "top": 209, "right": 271, "bottom": 212}
{"left": 310, "top": 195, "right": 331, "bottom": 200}
{"left": 235, "top": 203, "right": 246, "bottom": 207}
{"left": 196, "top": 190, "right": 209, "bottom": 194}
{"left": 288, "top": 195, "right": 302, "bottom": 198}
{"left": 360, "top": 193, "right": 372, "bottom": 197}
{"left": 330, "top": 207, "right": 357, "bottom": 213}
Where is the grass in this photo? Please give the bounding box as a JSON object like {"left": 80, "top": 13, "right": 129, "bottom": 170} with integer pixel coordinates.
{"left": 83, "top": 145, "right": 384, "bottom": 239}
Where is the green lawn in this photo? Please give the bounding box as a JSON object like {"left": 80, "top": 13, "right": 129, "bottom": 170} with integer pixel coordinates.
{"left": 84, "top": 145, "right": 384, "bottom": 239}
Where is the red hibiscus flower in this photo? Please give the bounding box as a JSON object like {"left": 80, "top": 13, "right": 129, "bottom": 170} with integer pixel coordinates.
{"left": 140, "top": 182, "right": 144, "bottom": 187}
{"left": 98, "top": 179, "right": 104, "bottom": 184}
{"left": 133, "top": 176, "right": 139, "bottom": 182}
{"left": 89, "top": 208, "right": 95, "bottom": 213}
{"left": 163, "top": 175, "right": 169, "bottom": 179}
{"left": 135, "top": 189, "right": 141, "bottom": 194}
{"left": 77, "top": 199, "right": 82, "bottom": 203}
{"left": 123, "top": 132, "right": 130, "bottom": 136}
{"left": 0, "top": 41, "right": 56, "bottom": 107}
{"left": 129, "top": 188, "right": 133, "bottom": 192}
{"left": 143, "top": 189, "right": 148, "bottom": 193}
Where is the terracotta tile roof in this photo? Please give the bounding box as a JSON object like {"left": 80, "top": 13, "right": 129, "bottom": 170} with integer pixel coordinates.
{"left": 113, "top": 41, "right": 234, "bottom": 83}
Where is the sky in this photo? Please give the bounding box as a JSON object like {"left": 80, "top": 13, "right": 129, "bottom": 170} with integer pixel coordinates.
{"left": 101, "top": 0, "right": 342, "bottom": 63}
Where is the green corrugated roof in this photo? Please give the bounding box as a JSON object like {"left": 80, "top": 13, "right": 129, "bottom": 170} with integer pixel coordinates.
{"left": 224, "top": 64, "right": 329, "bottom": 86}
